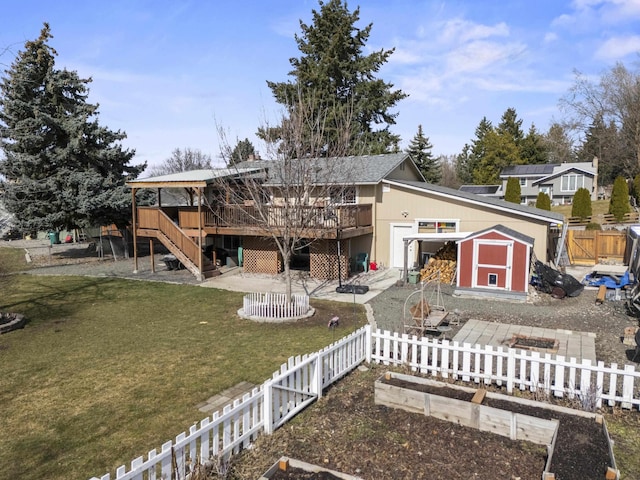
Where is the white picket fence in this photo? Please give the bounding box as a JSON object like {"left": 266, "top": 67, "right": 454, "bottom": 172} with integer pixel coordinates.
{"left": 90, "top": 327, "right": 370, "bottom": 480}
{"left": 371, "top": 329, "right": 640, "bottom": 410}
{"left": 241, "top": 292, "right": 310, "bottom": 319}
{"left": 91, "top": 325, "right": 640, "bottom": 479}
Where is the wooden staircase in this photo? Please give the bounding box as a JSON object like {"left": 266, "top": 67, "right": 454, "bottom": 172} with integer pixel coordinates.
{"left": 151, "top": 210, "right": 220, "bottom": 280}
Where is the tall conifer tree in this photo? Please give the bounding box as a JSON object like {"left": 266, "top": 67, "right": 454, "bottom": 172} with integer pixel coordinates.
{"left": 259, "top": 0, "right": 407, "bottom": 156}
{"left": 0, "top": 24, "right": 144, "bottom": 233}
{"left": 406, "top": 125, "right": 440, "bottom": 183}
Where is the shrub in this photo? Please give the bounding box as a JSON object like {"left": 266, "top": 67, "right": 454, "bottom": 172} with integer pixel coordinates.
{"left": 585, "top": 222, "right": 602, "bottom": 231}
{"left": 504, "top": 177, "right": 521, "bottom": 204}
{"left": 571, "top": 187, "right": 592, "bottom": 220}
{"left": 609, "top": 176, "right": 631, "bottom": 221}
{"left": 535, "top": 192, "right": 551, "bottom": 210}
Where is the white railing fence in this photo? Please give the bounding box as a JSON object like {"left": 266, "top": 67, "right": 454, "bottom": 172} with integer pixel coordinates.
{"left": 242, "top": 292, "right": 310, "bottom": 319}
{"left": 91, "top": 325, "right": 640, "bottom": 479}
{"left": 90, "top": 326, "right": 370, "bottom": 480}
{"left": 371, "top": 329, "right": 640, "bottom": 410}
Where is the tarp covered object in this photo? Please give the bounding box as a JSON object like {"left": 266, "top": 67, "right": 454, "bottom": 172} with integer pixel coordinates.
{"left": 532, "top": 261, "right": 584, "bottom": 297}
{"left": 584, "top": 270, "right": 631, "bottom": 289}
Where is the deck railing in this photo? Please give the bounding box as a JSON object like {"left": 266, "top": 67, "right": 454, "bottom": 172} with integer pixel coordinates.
{"left": 139, "top": 204, "right": 373, "bottom": 231}
{"left": 90, "top": 326, "right": 640, "bottom": 479}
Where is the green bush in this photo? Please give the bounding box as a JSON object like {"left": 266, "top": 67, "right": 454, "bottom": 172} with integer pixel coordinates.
{"left": 571, "top": 187, "right": 592, "bottom": 220}
{"left": 504, "top": 177, "right": 521, "bottom": 204}
{"left": 609, "top": 176, "right": 631, "bottom": 221}
{"left": 585, "top": 222, "right": 602, "bottom": 230}
{"left": 535, "top": 192, "right": 551, "bottom": 210}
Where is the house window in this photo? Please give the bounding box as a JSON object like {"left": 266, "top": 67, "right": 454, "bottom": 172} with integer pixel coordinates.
{"left": 561, "top": 174, "right": 584, "bottom": 192}
{"left": 382, "top": 183, "right": 390, "bottom": 193}
{"left": 519, "top": 178, "right": 526, "bottom": 187}
{"left": 417, "top": 219, "right": 458, "bottom": 233}
{"left": 330, "top": 186, "right": 357, "bottom": 204}
{"left": 488, "top": 273, "right": 498, "bottom": 286}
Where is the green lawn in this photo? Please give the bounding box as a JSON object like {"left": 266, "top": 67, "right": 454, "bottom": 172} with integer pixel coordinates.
{"left": 0, "top": 246, "right": 33, "bottom": 275}
{"left": 551, "top": 199, "right": 610, "bottom": 219}
{"left": 0, "top": 271, "right": 366, "bottom": 480}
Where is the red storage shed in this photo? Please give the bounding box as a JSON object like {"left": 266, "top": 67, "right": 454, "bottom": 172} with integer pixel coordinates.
{"left": 456, "top": 225, "right": 534, "bottom": 300}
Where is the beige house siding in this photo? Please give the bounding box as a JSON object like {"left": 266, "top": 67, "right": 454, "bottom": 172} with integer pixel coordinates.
{"left": 373, "top": 183, "right": 554, "bottom": 268}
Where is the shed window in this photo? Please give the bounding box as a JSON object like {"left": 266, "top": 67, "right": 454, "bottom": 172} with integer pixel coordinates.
{"left": 488, "top": 273, "right": 498, "bottom": 286}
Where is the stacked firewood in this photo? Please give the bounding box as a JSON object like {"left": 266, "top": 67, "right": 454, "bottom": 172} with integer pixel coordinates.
{"left": 419, "top": 242, "right": 457, "bottom": 284}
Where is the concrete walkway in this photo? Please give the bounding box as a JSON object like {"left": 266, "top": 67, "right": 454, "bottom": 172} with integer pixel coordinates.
{"left": 201, "top": 266, "right": 401, "bottom": 304}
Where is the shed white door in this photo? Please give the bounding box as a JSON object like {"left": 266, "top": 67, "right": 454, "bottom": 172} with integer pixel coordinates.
{"left": 390, "top": 224, "right": 415, "bottom": 269}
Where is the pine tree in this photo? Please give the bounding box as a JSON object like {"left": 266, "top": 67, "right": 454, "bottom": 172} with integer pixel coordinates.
{"left": 406, "top": 125, "right": 440, "bottom": 183}
{"left": 259, "top": 0, "right": 407, "bottom": 156}
{"left": 496, "top": 108, "right": 525, "bottom": 150}
{"left": 229, "top": 138, "right": 256, "bottom": 165}
{"left": 609, "top": 176, "right": 631, "bottom": 221}
{"left": 535, "top": 192, "right": 551, "bottom": 210}
{"left": 474, "top": 129, "right": 520, "bottom": 184}
{"left": 520, "top": 124, "right": 548, "bottom": 164}
{"left": 571, "top": 188, "right": 592, "bottom": 219}
{"left": 0, "top": 24, "right": 145, "bottom": 233}
{"left": 504, "top": 177, "right": 521, "bottom": 204}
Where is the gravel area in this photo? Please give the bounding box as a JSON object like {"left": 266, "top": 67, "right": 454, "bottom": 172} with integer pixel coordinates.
{"left": 368, "top": 280, "right": 639, "bottom": 367}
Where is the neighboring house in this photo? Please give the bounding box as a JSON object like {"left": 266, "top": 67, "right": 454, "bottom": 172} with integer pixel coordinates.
{"left": 498, "top": 158, "right": 599, "bottom": 205}
{"left": 127, "top": 154, "right": 564, "bottom": 280}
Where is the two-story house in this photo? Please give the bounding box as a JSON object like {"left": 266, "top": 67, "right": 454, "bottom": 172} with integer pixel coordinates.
{"left": 127, "top": 154, "right": 563, "bottom": 281}
{"left": 500, "top": 158, "right": 599, "bottom": 205}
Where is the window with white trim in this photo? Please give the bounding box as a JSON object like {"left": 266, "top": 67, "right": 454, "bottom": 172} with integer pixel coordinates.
{"left": 488, "top": 273, "right": 498, "bottom": 286}
{"left": 519, "top": 178, "right": 526, "bottom": 187}
{"left": 329, "top": 186, "right": 357, "bottom": 204}
{"left": 561, "top": 174, "right": 584, "bottom": 192}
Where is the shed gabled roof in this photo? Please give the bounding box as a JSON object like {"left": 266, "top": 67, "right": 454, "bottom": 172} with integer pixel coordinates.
{"left": 387, "top": 179, "right": 564, "bottom": 225}
{"left": 459, "top": 224, "right": 535, "bottom": 246}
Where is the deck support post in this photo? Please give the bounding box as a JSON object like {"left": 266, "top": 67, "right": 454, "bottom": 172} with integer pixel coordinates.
{"left": 132, "top": 187, "right": 138, "bottom": 273}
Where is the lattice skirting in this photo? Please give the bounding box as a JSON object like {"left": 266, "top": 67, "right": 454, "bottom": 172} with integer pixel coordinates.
{"left": 243, "top": 237, "right": 282, "bottom": 275}
{"left": 310, "top": 239, "right": 349, "bottom": 280}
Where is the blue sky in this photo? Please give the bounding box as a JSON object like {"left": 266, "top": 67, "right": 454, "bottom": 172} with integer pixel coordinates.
{"left": 2, "top": 1, "right": 639, "bottom": 173}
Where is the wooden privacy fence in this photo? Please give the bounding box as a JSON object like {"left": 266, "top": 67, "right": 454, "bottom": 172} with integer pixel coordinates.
{"left": 91, "top": 326, "right": 640, "bottom": 479}
{"left": 566, "top": 229, "right": 627, "bottom": 265}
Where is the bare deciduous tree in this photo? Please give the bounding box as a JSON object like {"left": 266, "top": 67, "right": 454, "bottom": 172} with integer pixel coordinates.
{"left": 149, "top": 148, "right": 213, "bottom": 205}
{"left": 212, "top": 92, "right": 363, "bottom": 300}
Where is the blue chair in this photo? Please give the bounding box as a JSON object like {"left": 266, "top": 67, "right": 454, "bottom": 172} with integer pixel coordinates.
{"left": 351, "top": 252, "right": 369, "bottom": 273}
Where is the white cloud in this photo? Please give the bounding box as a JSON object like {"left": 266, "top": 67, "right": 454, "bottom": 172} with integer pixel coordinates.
{"left": 438, "top": 18, "right": 509, "bottom": 44}
{"left": 595, "top": 35, "right": 640, "bottom": 59}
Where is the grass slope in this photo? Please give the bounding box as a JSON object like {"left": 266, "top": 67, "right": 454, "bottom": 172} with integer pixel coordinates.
{"left": 0, "top": 274, "right": 366, "bottom": 480}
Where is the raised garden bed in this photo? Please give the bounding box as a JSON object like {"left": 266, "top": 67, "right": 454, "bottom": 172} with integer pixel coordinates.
{"left": 375, "top": 371, "right": 619, "bottom": 480}
{"left": 259, "top": 457, "right": 362, "bottom": 480}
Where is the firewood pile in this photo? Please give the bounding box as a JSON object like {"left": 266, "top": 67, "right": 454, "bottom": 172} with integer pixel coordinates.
{"left": 419, "top": 242, "right": 457, "bottom": 284}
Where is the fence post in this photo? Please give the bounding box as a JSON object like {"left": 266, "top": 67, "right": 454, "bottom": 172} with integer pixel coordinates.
{"left": 263, "top": 380, "right": 273, "bottom": 434}
{"left": 364, "top": 325, "right": 372, "bottom": 363}
{"left": 506, "top": 348, "right": 516, "bottom": 394}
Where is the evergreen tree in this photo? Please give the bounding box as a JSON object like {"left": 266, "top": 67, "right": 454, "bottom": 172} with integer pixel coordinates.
{"left": 496, "top": 107, "right": 524, "bottom": 151}
{"left": 577, "top": 114, "right": 623, "bottom": 185}
{"left": 259, "top": 0, "right": 407, "bottom": 156}
{"left": 0, "top": 24, "right": 144, "bottom": 233}
{"left": 229, "top": 138, "right": 256, "bottom": 165}
{"left": 520, "top": 124, "right": 548, "bottom": 164}
{"left": 504, "top": 177, "right": 521, "bottom": 204}
{"left": 571, "top": 188, "right": 592, "bottom": 219}
{"left": 535, "top": 192, "right": 551, "bottom": 210}
{"left": 406, "top": 125, "right": 440, "bottom": 183}
{"left": 456, "top": 144, "right": 474, "bottom": 184}
{"left": 459, "top": 117, "right": 493, "bottom": 184}
{"left": 609, "top": 176, "right": 631, "bottom": 221}
{"left": 474, "top": 129, "right": 520, "bottom": 184}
